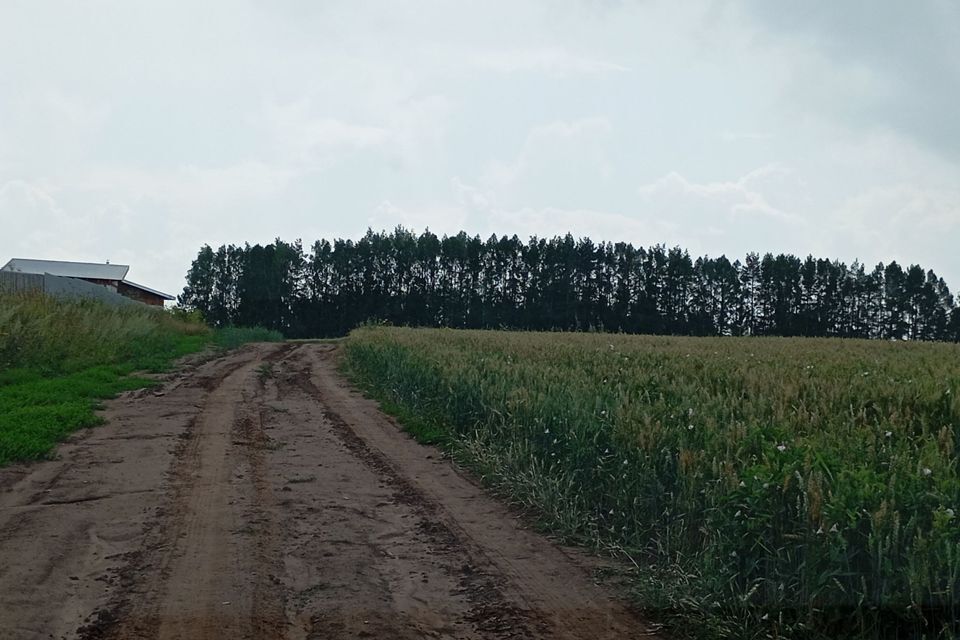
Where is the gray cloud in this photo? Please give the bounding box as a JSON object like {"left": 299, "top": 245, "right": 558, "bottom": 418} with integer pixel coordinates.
{"left": 0, "top": 0, "right": 957, "bottom": 295}
{"left": 738, "top": 0, "right": 960, "bottom": 159}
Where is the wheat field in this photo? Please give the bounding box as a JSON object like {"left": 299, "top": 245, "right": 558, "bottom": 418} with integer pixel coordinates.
{"left": 344, "top": 326, "right": 960, "bottom": 639}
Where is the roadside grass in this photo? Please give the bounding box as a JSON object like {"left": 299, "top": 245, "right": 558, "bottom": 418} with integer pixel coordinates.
{"left": 342, "top": 326, "right": 960, "bottom": 640}
{"left": 213, "top": 326, "right": 284, "bottom": 350}
{"left": 0, "top": 366, "right": 152, "bottom": 465}
{"left": 285, "top": 337, "right": 345, "bottom": 345}
{"left": 0, "top": 292, "right": 283, "bottom": 467}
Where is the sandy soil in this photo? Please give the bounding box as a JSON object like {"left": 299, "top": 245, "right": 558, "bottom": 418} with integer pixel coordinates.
{"left": 0, "top": 343, "right": 661, "bottom": 639}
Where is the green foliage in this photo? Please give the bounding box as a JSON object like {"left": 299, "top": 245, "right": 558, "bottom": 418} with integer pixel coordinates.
{"left": 180, "top": 229, "right": 960, "bottom": 341}
{"left": 0, "top": 292, "right": 209, "bottom": 374}
{"left": 0, "top": 292, "right": 212, "bottom": 465}
{"left": 344, "top": 326, "right": 960, "bottom": 639}
{"left": 0, "top": 292, "right": 277, "bottom": 467}
{"left": 0, "top": 366, "right": 153, "bottom": 465}
{"left": 213, "top": 326, "right": 284, "bottom": 350}
{"left": 167, "top": 305, "right": 206, "bottom": 325}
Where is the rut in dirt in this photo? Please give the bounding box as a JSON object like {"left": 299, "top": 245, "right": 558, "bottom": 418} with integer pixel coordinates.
{"left": 0, "top": 343, "right": 661, "bottom": 640}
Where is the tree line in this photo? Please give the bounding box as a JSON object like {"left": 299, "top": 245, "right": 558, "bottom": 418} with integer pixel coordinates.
{"left": 178, "top": 228, "right": 960, "bottom": 341}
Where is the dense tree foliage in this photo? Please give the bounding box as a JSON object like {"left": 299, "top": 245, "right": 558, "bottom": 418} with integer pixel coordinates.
{"left": 179, "top": 228, "right": 960, "bottom": 341}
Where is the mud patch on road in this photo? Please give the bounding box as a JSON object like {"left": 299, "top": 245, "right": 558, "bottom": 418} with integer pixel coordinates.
{"left": 286, "top": 353, "right": 541, "bottom": 639}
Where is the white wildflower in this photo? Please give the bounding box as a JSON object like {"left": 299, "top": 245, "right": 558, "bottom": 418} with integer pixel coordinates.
{"left": 923, "top": 467, "right": 933, "bottom": 477}
{"left": 730, "top": 551, "right": 738, "bottom": 558}
{"left": 544, "top": 428, "right": 550, "bottom": 434}
{"left": 816, "top": 526, "right": 824, "bottom": 535}
{"left": 776, "top": 444, "right": 787, "bottom": 452}
{"left": 946, "top": 508, "right": 955, "bottom": 519}
{"left": 688, "top": 424, "right": 695, "bottom": 431}
{"left": 884, "top": 431, "right": 892, "bottom": 438}
{"left": 739, "top": 481, "right": 746, "bottom": 488}
{"left": 829, "top": 524, "right": 839, "bottom": 533}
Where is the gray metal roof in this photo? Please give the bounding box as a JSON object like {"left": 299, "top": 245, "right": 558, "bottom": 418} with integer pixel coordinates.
{"left": 1, "top": 258, "right": 130, "bottom": 281}
{"left": 121, "top": 280, "right": 175, "bottom": 300}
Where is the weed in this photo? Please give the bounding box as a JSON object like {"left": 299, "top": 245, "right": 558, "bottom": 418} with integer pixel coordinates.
{"left": 256, "top": 362, "right": 275, "bottom": 382}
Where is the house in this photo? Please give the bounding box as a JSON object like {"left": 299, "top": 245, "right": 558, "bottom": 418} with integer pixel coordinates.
{"left": 0, "top": 258, "right": 175, "bottom": 306}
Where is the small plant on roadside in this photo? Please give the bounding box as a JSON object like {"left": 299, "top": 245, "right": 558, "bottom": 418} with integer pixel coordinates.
{"left": 256, "top": 362, "right": 275, "bottom": 382}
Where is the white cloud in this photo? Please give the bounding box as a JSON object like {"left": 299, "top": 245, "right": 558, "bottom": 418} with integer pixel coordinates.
{"left": 19, "top": 88, "right": 111, "bottom": 128}
{"left": 488, "top": 205, "right": 672, "bottom": 243}
{"left": 471, "top": 48, "right": 628, "bottom": 76}
{"left": 261, "top": 94, "right": 451, "bottom": 170}
{"left": 825, "top": 184, "right": 960, "bottom": 272}
{"left": 78, "top": 162, "right": 299, "bottom": 211}
{"left": 368, "top": 199, "right": 468, "bottom": 235}
{"left": 483, "top": 117, "right": 613, "bottom": 188}
{"left": 719, "top": 130, "right": 774, "bottom": 142}
{"left": 0, "top": 179, "right": 141, "bottom": 268}
{"left": 453, "top": 177, "right": 497, "bottom": 212}
{"left": 0, "top": 180, "right": 62, "bottom": 220}
{"left": 262, "top": 101, "right": 390, "bottom": 165}
{"left": 637, "top": 166, "right": 800, "bottom": 221}
{"left": 386, "top": 94, "right": 453, "bottom": 169}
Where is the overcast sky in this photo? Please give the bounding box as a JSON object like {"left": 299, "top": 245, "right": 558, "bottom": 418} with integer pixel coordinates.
{"left": 2, "top": 1, "right": 958, "bottom": 297}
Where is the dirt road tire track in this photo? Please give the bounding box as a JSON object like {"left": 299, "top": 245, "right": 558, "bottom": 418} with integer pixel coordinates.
{"left": 0, "top": 343, "right": 661, "bottom": 640}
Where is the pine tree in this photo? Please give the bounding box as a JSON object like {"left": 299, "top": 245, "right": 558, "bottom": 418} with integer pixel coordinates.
{"left": 179, "top": 230, "right": 959, "bottom": 342}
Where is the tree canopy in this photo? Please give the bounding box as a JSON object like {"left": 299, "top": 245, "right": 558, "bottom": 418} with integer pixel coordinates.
{"left": 179, "top": 228, "right": 960, "bottom": 341}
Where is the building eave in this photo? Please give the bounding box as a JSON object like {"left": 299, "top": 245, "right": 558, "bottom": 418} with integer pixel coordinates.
{"left": 120, "top": 280, "right": 175, "bottom": 300}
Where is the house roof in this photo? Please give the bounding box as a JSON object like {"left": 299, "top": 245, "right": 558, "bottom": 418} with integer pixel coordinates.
{"left": 1, "top": 258, "right": 130, "bottom": 281}
{"left": 120, "top": 280, "right": 175, "bottom": 301}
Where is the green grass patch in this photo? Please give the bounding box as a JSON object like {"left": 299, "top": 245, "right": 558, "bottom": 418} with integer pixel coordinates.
{"left": 0, "top": 366, "right": 154, "bottom": 465}
{"left": 213, "top": 326, "right": 284, "bottom": 350}
{"left": 0, "top": 292, "right": 283, "bottom": 467}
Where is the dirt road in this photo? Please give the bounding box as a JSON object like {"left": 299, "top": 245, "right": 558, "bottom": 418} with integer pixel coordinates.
{"left": 0, "top": 343, "right": 659, "bottom": 639}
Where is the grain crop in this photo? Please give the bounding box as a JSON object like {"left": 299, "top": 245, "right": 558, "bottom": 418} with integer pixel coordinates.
{"left": 344, "top": 326, "right": 960, "bottom": 639}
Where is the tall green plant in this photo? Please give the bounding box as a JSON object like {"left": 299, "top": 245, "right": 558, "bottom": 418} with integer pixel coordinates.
{"left": 344, "top": 327, "right": 960, "bottom": 639}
